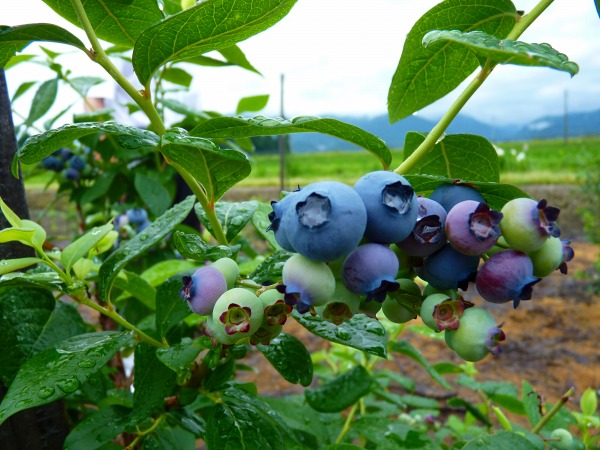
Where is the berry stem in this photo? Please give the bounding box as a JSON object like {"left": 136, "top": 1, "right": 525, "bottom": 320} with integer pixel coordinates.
{"left": 531, "top": 386, "right": 574, "bottom": 434}
{"left": 335, "top": 401, "right": 359, "bottom": 444}
{"left": 393, "top": 0, "right": 555, "bottom": 176}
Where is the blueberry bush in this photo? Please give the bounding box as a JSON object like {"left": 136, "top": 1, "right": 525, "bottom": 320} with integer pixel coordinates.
{"left": 0, "top": 0, "right": 598, "bottom": 449}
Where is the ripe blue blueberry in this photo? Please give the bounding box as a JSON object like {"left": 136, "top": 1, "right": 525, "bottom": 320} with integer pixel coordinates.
{"left": 445, "top": 200, "right": 503, "bottom": 256}
{"left": 429, "top": 183, "right": 485, "bottom": 212}
{"left": 127, "top": 208, "right": 149, "bottom": 226}
{"left": 69, "top": 155, "right": 86, "bottom": 170}
{"left": 419, "top": 244, "right": 480, "bottom": 291}
{"left": 444, "top": 307, "right": 505, "bottom": 362}
{"left": 41, "top": 155, "right": 64, "bottom": 172}
{"left": 342, "top": 243, "right": 400, "bottom": 302}
{"left": 279, "top": 181, "right": 367, "bottom": 261}
{"left": 354, "top": 171, "right": 418, "bottom": 244}
{"left": 500, "top": 198, "right": 560, "bottom": 252}
{"left": 397, "top": 197, "right": 447, "bottom": 257}
{"left": 278, "top": 253, "right": 336, "bottom": 313}
{"left": 179, "top": 266, "right": 228, "bottom": 316}
{"left": 475, "top": 249, "right": 541, "bottom": 308}
{"left": 64, "top": 167, "right": 80, "bottom": 181}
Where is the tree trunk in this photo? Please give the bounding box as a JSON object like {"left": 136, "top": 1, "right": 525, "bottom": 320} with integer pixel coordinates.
{"left": 0, "top": 68, "right": 70, "bottom": 450}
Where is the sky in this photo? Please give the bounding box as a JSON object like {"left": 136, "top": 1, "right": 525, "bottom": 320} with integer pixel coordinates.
{"left": 3, "top": 0, "right": 600, "bottom": 127}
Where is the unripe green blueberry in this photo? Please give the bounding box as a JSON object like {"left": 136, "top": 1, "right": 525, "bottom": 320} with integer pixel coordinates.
{"left": 279, "top": 253, "right": 336, "bottom": 313}
{"left": 314, "top": 282, "right": 361, "bottom": 325}
{"left": 259, "top": 289, "right": 292, "bottom": 326}
{"left": 359, "top": 298, "right": 382, "bottom": 318}
{"left": 250, "top": 323, "right": 283, "bottom": 345}
{"left": 203, "top": 316, "right": 241, "bottom": 346}
{"left": 212, "top": 288, "right": 263, "bottom": 340}
{"left": 382, "top": 279, "right": 421, "bottom": 323}
{"left": 549, "top": 428, "right": 574, "bottom": 450}
{"left": 211, "top": 257, "right": 240, "bottom": 289}
{"left": 446, "top": 307, "right": 504, "bottom": 362}
{"left": 528, "top": 237, "right": 573, "bottom": 277}
{"left": 420, "top": 293, "right": 465, "bottom": 332}
{"left": 500, "top": 198, "right": 560, "bottom": 253}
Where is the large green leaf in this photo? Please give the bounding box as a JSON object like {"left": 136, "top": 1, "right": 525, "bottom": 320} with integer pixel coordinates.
{"left": 41, "top": 0, "right": 164, "bottom": 48}
{"left": 403, "top": 174, "right": 529, "bottom": 211}
{"left": 160, "top": 130, "right": 251, "bottom": 203}
{"left": 462, "top": 431, "right": 538, "bottom": 450}
{"left": 132, "top": 344, "right": 177, "bottom": 417}
{"left": 97, "top": 196, "right": 195, "bottom": 300}
{"left": 0, "top": 257, "right": 41, "bottom": 275}
{"left": 25, "top": 77, "right": 58, "bottom": 125}
{"left": 0, "top": 331, "right": 133, "bottom": 426}
{"left": 0, "top": 24, "right": 87, "bottom": 68}
{"left": 172, "top": 231, "right": 235, "bottom": 262}
{"left": 257, "top": 333, "right": 313, "bottom": 387}
{"left": 13, "top": 122, "right": 159, "bottom": 176}
{"left": 132, "top": 0, "right": 297, "bottom": 86}
{"left": 63, "top": 405, "right": 132, "bottom": 450}
{"left": 204, "top": 387, "right": 289, "bottom": 450}
{"left": 292, "top": 310, "right": 387, "bottom": 358}
{"left": 156, "top": 337, "right": 210, "bottom": 378}
{"left": 423, "top": 30, "right": 579, "bottom": 76}
{"left": 156, "top": 274, "right": 193, "bottom": 340}
{"left": 195, "top": 200, "right": 259, "bottom": 242}
{"left": 134, "top": 170, "right": 172, "bottom": 217}
{"left": 190, "top": 115, "right": 392, "bottom": 169}
{"left": 305, "top": 365, "right": 372, "bottom": 413}
{"left": 236, "top": 95, "right": 269, "bottom": 114}
{"left": 0, "top": 287, "right": 86, "bottom": 385}
{"left": 403, "top": 132, "right": 500, "bottom": 182}
{"left": 388, "top": 0, "right": 517, "bottom": 122}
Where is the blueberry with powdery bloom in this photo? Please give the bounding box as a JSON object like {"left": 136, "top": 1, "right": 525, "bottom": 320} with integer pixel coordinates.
{"left": 429, "top": 183, "right": 486, "bottom": 212}
{"left": 280, "top": 181, "right": 367, "bottom": 262}
{"left": 179, "top": 266, "right": 228, "bottom": 316}
{"left": 418, "top": 244, "right": 480, "bottom": 291}
{"left": 354, "top": 171, "right": 418, "bottom": 244}
{"left": 267, "top": 188, "right": 301, "bottom": 253}
{"left": 341, "top": 243, "right": 400, "bottom": 303}
{"left": 476, "top": 249, "right": 541, "bottom": 308}
{"left": 445, "top": 200, "right": 503, "bottom": 256}
{"left": 397, "top": 196, "right": 447, "bottom": 257}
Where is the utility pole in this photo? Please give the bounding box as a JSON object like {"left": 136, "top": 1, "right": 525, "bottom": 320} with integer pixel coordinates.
{"left": 278, "top": 74, "right": 286, "bottom": 192}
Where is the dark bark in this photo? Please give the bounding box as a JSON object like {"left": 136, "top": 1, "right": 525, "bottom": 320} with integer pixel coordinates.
{"left": 0, "top": 68, "right": 70, "bottom": 450}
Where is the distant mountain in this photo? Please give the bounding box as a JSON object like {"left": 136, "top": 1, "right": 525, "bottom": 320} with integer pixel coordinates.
{"left": 288, "top": 109, "right": 600, "bottom": 152}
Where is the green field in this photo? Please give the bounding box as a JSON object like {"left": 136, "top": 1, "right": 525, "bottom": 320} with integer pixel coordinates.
{"left": 241, "top": 136, "right": 600, "bottom": 187}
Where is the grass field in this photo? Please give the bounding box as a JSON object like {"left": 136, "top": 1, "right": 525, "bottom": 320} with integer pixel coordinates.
{"left": 241, "top": 136, "right": 600, "bottom": 187}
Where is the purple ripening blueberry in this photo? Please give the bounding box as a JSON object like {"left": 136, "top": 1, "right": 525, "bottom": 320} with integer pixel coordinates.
{"left": 445, "top": 200, "right": 503, "bottom": 256}
{"left": 179, "top": 266, "right": 228, "bottom": 316}
{"left": 397, "top": 196, "right": 447, "bottom": 257}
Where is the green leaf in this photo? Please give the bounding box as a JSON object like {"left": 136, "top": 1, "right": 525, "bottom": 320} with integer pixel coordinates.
{"left": 0, "top": 287, "right": 86, "bottom": 385}
{"left": 0, "top": 197, "right": 23, "bottom": 227}
{"left": 195, "top": 200, "right": 258, "bottom": 242}
{"left": 61, "top": 222, "right": 113, "bottom": 272}
{"left": 423, "top": 30, "right": 579, "bottom": 76}
{"left": 190, "top": 115, "right": 391, "bottom": 169}
{"left": 580, "top": 387, "right": 598, "bottom": 416}
{"left": 79, "top": 168, "right": 118, "bottom": 204}
{"left": 387, "top": 0, "right": 517, "bottom": 122}
{"left": 141, "top": 259, "right": 199, "bottom": 287}
{"left": 156, "top": 274, "right": 193, "bottom": 340}
{"left": 161, "top": 67, "right": 193, "bottom": 87}
{"left": 160, "top": 130, "right": 251, "bottom": 203}
{"left": 0, "top": 24, "right": 87, "bottom": 68}
{"left": 97, "top": 196, "right": 195, "bottom": 300}
{"left": 218, "top": 45, "right": 261, "bottom": 74}
{"left": 4, "top": 54, "right": 36, "bottom": 70}
{"left": 0, "top": 331, "right": 132, "bottom": 426}
{"left": 305, "top": 365, "right": 372, "bottom": 413}
{"left": 113, "top": 270, "right": 157, "bottom": 310}
{"left": 204, "top": 387, "right": 288, "bottom": 450}
{"left": 69, "top": 76, "right": 106, "bottom": 97}
{"left": 257, "top": 333, "right": 313, "bottom": 386}
{"left": 134, "top": 170, "right": 173, "bottom": 217}
{"left": 248, "top": 250, "right": 290, "bottom": 283}
{"left": 404, "top": 132, "right": 500, "bottom": 182}
{"left": 0, "top": 228, "right": 37, "bottom": 246}
{"left": 462, "top": 431, "right": 536, "bottom": 450}
{"left": 0, "top": 270, "right": 67, "bottom": 292}
{"left": 292, "top": 310, "right": 387, "bottom": 358}
{"left": 41, "top": 0, "right": 164, "bottom": 48}
{"left": 403, "top": 174, "right": 529, "bottom": 211}
{"left": 63, "top": 405, "right": 132, "bottom": 450}
{"left": 172, "top": 231, "right": 235, "bottom": 262}
{"left": 447, "top": 397, "right": 491, "bottom": 426}
{"left": 133, "top": 344, "right": 177, "bottom": 416}
{"left": 389, "top": 340, "right": 452, "bottom": 390}
{"left": 25, "top": 77, "right": 58, "bottom": 125}
{"left": 132, "top": 0, "right": 297, "bottom": 86}
{"left": 156, "top": 337, "right": 210, "bottom": 378}
{"left": 14, "top": 122, "right": 159, "bottom": 175}
{"left": 236, "top": 94, "right": 269, "bottom": 114}
{"left": 348, "top": 417, "right": 414, "bottom": 448}
{"left": 0, "top": 257, "right": 41, "bottom": 275}
{"left": 11, "top": 80, "right": 37, "bottom": 102}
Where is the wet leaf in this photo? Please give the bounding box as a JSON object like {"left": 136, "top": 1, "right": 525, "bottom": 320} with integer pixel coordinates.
{"left": 248, "top": 250, "right": 290, "bottom": 284}
{"left": 156, "top": 273, "right": 193, "bottom": 340}
{"left": 292, "top": 310, "right": 387, "bottom": 358}
{"left": 156, "top": 337, "right": 210, "bottom": 378}
{"left": 305, "top": 365, "right": 372, "bottom": 413}
{"left": 462, "top": 431, "right": 537, "bottom": 450}
{"left": 195, "top": 200, "right": 258, "bottom": 242}
{"left": 63, "top": 405, "right": 132, "bottom": 450}
{"left": 257, "top": 333, "right": 313, "bottom": 386}
{"left": 133, "top": 344, "right": 177, "bottom": 417}
{"left": 61, "top": 222, "right": 113, "bottom": 272}
{"left": 0, "top": 257, "right": 41, "bottom": 275}
{"left": 172, "top": 231, "right": 236, "bottom": 262}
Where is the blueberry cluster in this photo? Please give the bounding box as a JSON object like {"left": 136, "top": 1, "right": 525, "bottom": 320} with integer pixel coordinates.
{"left": 114, "top": 208, "right": 152, "bottom": 239}
{"left": 265, "top": 174, "right": 574, "bottom": 361}
{"left": 179, "top": 258, "right": 292, "bottom": 346}
{"left": 41, "top": 147, "right": 87, "bottom": 182}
